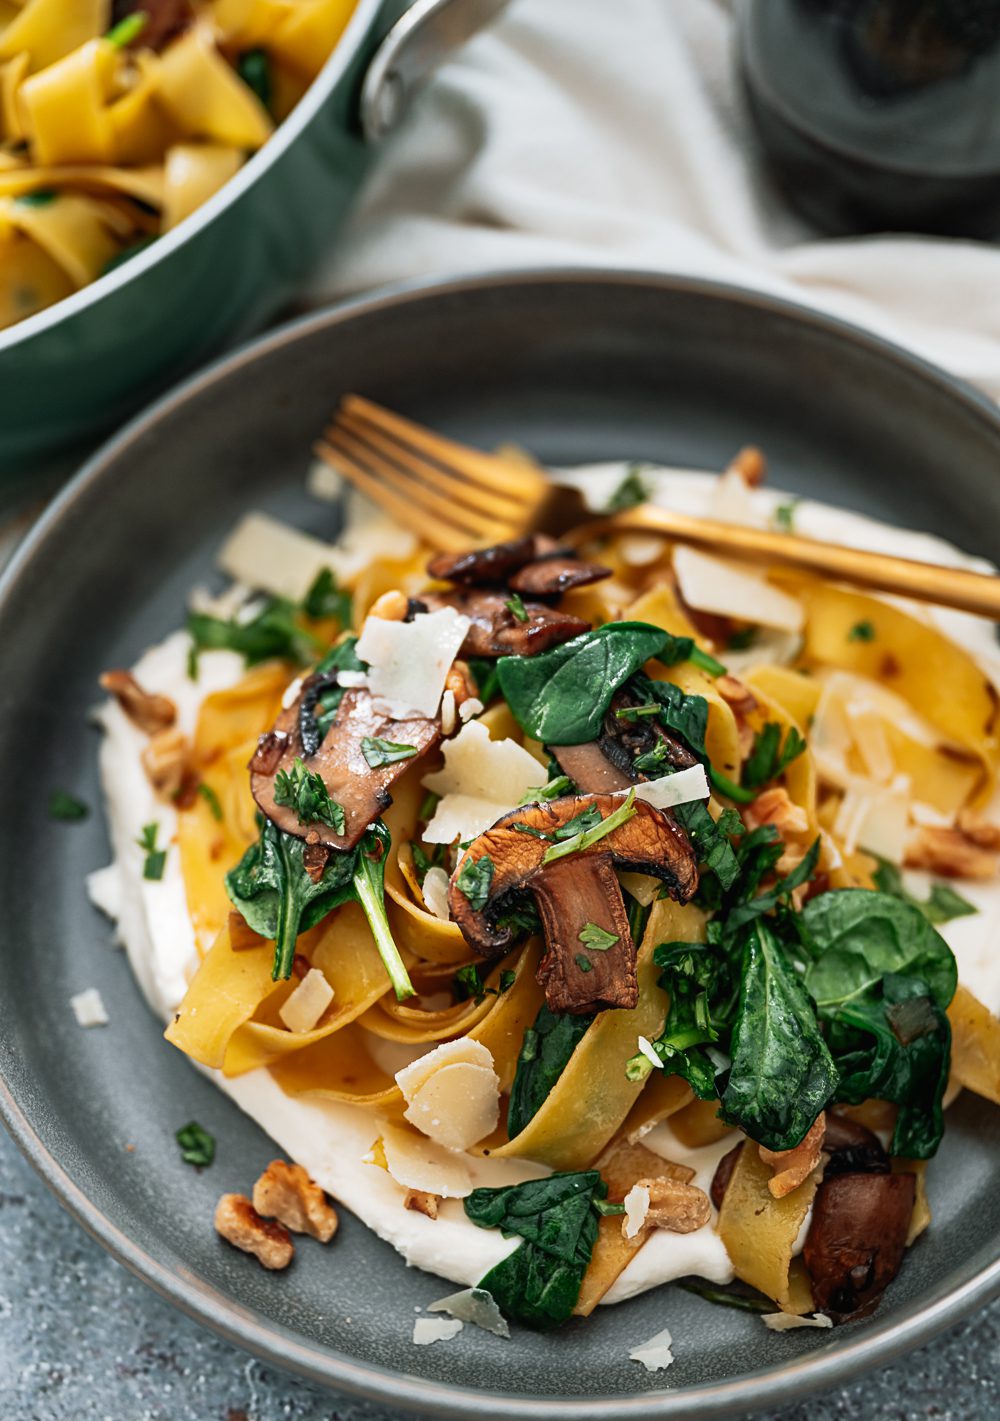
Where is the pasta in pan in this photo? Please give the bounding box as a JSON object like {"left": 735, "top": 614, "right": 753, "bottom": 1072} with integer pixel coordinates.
{"left": 0, "top": 0, "right": 355, "bottom": 328}
{"left": 89, "top": 443, "right": 1000, "bottom": 1346}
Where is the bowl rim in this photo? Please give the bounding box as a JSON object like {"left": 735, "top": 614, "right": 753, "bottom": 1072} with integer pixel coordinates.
{"left": 0, "top": 0, "right": 383, "bottom": 356}
{"left": 4, "top": 266, "right": 1000, "bottom": 1418}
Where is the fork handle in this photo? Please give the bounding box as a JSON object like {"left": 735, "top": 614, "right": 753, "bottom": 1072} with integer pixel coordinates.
{"left": 591, "top": 506, "right": 1000, "bottom": 620}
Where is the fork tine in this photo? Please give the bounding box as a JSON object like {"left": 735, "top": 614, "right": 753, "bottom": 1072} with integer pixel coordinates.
{"left": 340, "top": 395, "right": 546, "bottom": 500}
{"left": 314, "top": 440, "right": 477, "bottom": 551}
{"left": 316, "top": 433, "right": 524, "bottom": 548}
{"left": 332, "top": 410, "right": 536, "bottom": 521}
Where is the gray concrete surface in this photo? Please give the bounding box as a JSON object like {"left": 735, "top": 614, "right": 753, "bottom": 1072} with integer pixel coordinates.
{"left": 1, "top": 1128, "right": 998, "bottom": 1420}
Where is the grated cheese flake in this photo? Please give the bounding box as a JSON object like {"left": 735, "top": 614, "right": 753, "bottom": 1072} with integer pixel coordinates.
{"left": 623, "top": 1183, "right": 650, "bottom": 1240}
{"left": 217, "top": 512, "right": 341, "bottom": 604}
{"left": 422, "top": 721, "right": 546, "bottom": 845}
{"left": 761, "top": 1312, "right": 833, "bottom": 1331}
{"left": 421, "top": 866, "right": 451, "bottom": 922}
{"left": 629, "top": 1326, "right": 675, "bottom": 1372}
{"left": 279, "top": 968, "right": 334, "bottom": 1034}
{"left": 70, "top": 987, "right": 109, "bottom": 1028}
{"left": 412, "top": 1315, "right": 463, "bottom": 1346}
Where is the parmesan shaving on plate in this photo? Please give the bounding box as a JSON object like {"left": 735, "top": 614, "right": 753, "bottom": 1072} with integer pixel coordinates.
{"left": 628, "top": 1326, "right": 675, "bottom": 1372}
{"left": 355, "top": 607, "right": 471, "bottom": 719}
{"left": 70, "top": 988, "right": 109, "bottom": 1027}
{"left": 623, "top": 1184, "right": 651, "bottom": 1239}
{"left": 761, "top": 1312, "right": 833, "bottom": 1331}
{"left": 673, "top": 546, "right": 804, "bottom": 632}
{"left": 422, "top": 720, "right": 545, "bottom": 845}
{"left": 427, "top": 1288, "right": 511, "bottom": 1338}
{"left": 278, "top": 968, "right": 334, "bottom": 1034}
{"left": 378, "top": 1123, "right": 473, "bottom": 1197}
{"left": 412, "top": 1315, "right": 463, "bottom": 1346}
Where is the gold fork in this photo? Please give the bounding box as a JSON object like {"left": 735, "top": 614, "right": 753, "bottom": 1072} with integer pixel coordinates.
{"left": 315, "top": 395, "right": 1000, "bottom": 619}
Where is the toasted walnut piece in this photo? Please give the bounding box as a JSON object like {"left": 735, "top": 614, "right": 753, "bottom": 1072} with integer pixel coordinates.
{"left": 141, "top": 727, "right": 190, "bottom": 800}
{"left": 100, "top": 669, "right": 176, "bottom": 734}
{"left": 369, "top": 589, "right": 409, "bottom": 621}
{"left": 444, "top": 661, "right": 476, "bottom": 707}
{"left": 405, "top": 1189, "right": 441, "bottom": 1219}
{"left": 905, "top": 825, "right": 998, "bottom": 880}
{"left": 636, "top": 1176, "right": 712, "bottom": 1234}
{"left": 214, "top": 1192, "right": 294, "bottom": 1270}
{"left": 759, "top": 1112, "right": 826, "bottom": 1199}
{"left": 252, "top": 1160, "right": 338, "bottom": 1243}
{"left": 716, "top": 674, "right": 759, "bottom": 720}
{"left": 957, "top": 808, "right": 1000, "bottom": 851}
{"left": 730, "top": 445, "right": 766, "bottom": 487}
{"left": 744, "top": 786, "right": 810, "bottom": 840}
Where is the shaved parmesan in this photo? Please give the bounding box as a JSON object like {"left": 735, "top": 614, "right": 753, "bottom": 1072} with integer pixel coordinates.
{"left": 279, "top": 968, "right": 334, "bottom": 1034}
{"left": 428, "top": 1288, "right": 510, "bottom": 1338}
{"left": 623, "top": 1184, "right": 650, "bottom": 1239}
{"left": 422, "top": 721, "right": 545, "bottom": 845}
{"left": 396, "top": 1037, "right": 496, "bottom": 1099}
{"left": 379, "top": 1124, "right": 472, "bottom": 1197}
{"left": 636, "top": 1035, "right": 663, "bottom": 1070}
{"left": 217, "top": 513, "right": 342, "bottom": 604}
{"left": 356, "top": 608, "right": 470, "bottom": 719}
{"left": 834, "top": 774, "right": 910, "bottom": 862}
{"left": 709, "top": 466, "right": 763, "bottom": 527}
{"left": 441, "top": 688, "right": 457, "bottom": 735}
{"left": 412, "top": 1315, "right": 463, "bottom": 1346}
{"left": 633, "top": 764, "right": 709, "bottom": 810}
{"left": 405, "top": 1063, "right": 500, "bottom": 1152}
{"left": 761, "top": 1312, "right": 832, "bottom": 1331}
{"left": 673, "top": 547, "right": 803, "bottom": 632}
{"left": 281, "top": 675, "right": 305, "bottom": 710}
{"left": 459, "top": 697, "right": 484, "bottom": 722}
{"left": 421, "top": 866, "right": 451, "bottom": 922}
{"left": 70, "top": 987, "right": 109, "bottom": 1028}
{"left": 619, "top": 533, "right": 667, "bottom": 567}
{"left": 629, "top": 1326, "right": 675, "bottom": 1371}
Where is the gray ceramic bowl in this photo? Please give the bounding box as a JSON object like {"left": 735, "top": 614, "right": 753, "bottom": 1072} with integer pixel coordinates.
{"left": 0, "top": 0, "right": 507, "bottom": 476}
{"left": 2, "top": 270, "right": 1000, "bottom": 1419}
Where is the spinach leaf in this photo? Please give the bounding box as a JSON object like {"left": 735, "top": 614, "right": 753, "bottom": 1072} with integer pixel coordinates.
{"left": 801, "top": 889, "right": 957, "bottom": 1014}
{"left": 629, "top": 673, "right": 710, "bottom": 763}
{"left": 237, "top": 47, "right": 272, "bottom": 110}
{"left": 497, "top": 623, "right": 672, "bottom": 744}
{"left": 468, "top": 658, "right": 502, "bottom": 704}
{"left": 872, "top": 856, "right": 978, "bottom": 926}
{"left": 741, "top": 722, "right": 807, "bottom": 791}
{"left": 304, "top": 636, "right": 364, "bottom": 748}
{"left": 720, "top": 920, "right": 837, "bottom": 1151}
{"left": 678, "top": 1280, "right": 773, "bottom": 1314}
{"left": 674, "top": 800, "right": 741, "bottom": 894}
{"left": 508, "top": 1005, "right": 593, "bottom": 1137}
{"left": 303, "top": 567, "right": 351, "bottom": 625}
{"left": 353, "top": 821, "right": 416, "bottom": 1000}
{"left": 828, "top": 973, "right": 950, "bottom": 1158}
{"left": 49, "top": 790, "right": 89, "bottom": 821}
{"left": 226, "top": 819, "right": 356, "bottom": 979}
{"left": 724, "top": 837, "right": 820, "bottom": 933}
{"left": 464, "top": 1171, "right": 605, "bottom": 1328}
{"left": 188, "top": 597, "right": 323, "bottom": 673}
{"left": 627, "top": 940, "right": 735, "bottom": 1097}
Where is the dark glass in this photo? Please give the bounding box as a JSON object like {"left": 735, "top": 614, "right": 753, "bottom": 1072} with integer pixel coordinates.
{"left": 738, "top": 0, "right": 1000, "bottom": 237}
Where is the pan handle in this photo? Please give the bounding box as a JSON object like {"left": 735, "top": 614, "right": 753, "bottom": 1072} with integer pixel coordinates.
{"left": 360, "top": 0, "right": 511, "bottom": 141}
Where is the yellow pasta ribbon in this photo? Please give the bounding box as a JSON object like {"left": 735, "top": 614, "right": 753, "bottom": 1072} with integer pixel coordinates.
{"left": 717, "top": 1141, "right": 820, "bottom": 1312}
{"left": 19, "top": 38, "right": 116, "bottom": 165}
{"left": 0, "top": 229, "right": 73, "bottom": 328}
{"left": 948, "top": 984, "right": 1000, "bottom": 1105}
{"left": 271, "top": 0, "right": 356, "bottom": 77}
{"left": 162, "top": 142, "right": 242, "bottom": 230}
{"left": 0, "top": 191, "right": 122, "bottom": 287}
{"left": 0, "top": 0, "right": 108, "bottom": 74}
{"left": 156, "top": 23, "right": 273, "bottom": 149}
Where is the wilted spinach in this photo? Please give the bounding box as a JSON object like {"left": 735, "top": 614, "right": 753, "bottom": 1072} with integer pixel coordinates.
{"left": 508, "top": 1005, "right": 593, "bottom": 1137}
{"left": 741, "top": 722, "right": 807, "bottom": 791}
{"left": 872, "top": 856, "right": 977, "bottom": 927}
{"left": 464, "top": 1171, "right": 606, "bottom": 1327}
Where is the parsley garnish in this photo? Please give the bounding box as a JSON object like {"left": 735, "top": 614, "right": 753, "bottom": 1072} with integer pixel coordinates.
{"left": 137, "top": 823, "right": 167, "bottom": 881}
{"left": 360, "top": 735, "right": 418, "bottom": 769}
{"left": 237, "top": 47, "right": 272, "bottom": 110}
{"left": 48, "top": 790, "right": 88, "bottom": 821}
{"left": 106, "top": 12, "right": 147, "bottom": 45}
{"left": 741, "top": 722, "right": 807, "bottom": 791}
{"left": 606, "top": 465, "right": 652, "bottom": 512}
{"left": 176, "top": 1121, "right": 215, "bottom": 1168}
{"left": 456, "top": 853, "right": 494, "bottom": 910}
{"left": 542, "top": 789, "right": 636, "bottom": 865}
{"left": 726, "top": 626, "right": 757, "bottom": 652}
{"left": 15, "top": 189, "right": 57, "bottom": 208}
{"left": 578, "top": 922, "right": 620, "bottom": 952}
{"left": 519, "top": 775, "right": 573, "bottom": 805}
{"left": 273, "top": 758, "right": 345, "bottom": 832}
{"left": 774, "top": 500, "right": 799, "bottom": 533}
{"left": 498, "top": 969, "right": 516, "bottom": 993}
{"left": 303, "top": 567, "right": 351, "bottom": 625}
{"left": 197, "top": 783, "right": 223, "bottom": 822}
{"left": 575, "top": 954, "right": 593, "bottom": 973}
{"left": 848, "top": 620, "right": 877, "bottom": 643}
{"left": 505, "top": 592, "right": 529, "bottom": 623}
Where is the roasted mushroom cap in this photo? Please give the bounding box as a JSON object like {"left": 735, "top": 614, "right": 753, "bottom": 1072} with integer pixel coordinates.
{"left": 250, "top": 683, "right": 439, "bottom": 851}
{"left": 427, "top": 537, "right": 543, "bottom": 585}
{"left": 419, "top": 589, "right": 589, "bottom": 659}
{"left": 448, "top": 793, "right": 698, "bottom": 1014}
{"left": 803, "top": 1171, "right": 915, "bottom": 1321}
{"left": 710, "top": 1140, "right": 745, "bottom": 1211}
{"left": 508, "top": 555, "right": 611, "bottom": 598}
{"left": 822, "top": 1113, "right": 890, "bottom": 1179}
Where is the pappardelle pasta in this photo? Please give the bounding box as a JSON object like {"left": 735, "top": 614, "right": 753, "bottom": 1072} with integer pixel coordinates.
{"left": 91, "top": 445, "right": 1000, "bottom": 1345}
{"left": 0, "top": 0, "right": 355, "bottom": 329}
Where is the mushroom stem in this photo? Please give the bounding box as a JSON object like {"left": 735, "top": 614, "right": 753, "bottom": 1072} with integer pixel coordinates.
{"left": 532, "top": 853, "right": 637, "bottom": 1013}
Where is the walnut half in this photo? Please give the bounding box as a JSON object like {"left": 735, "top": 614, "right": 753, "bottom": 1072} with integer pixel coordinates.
{"left": 100, "top": 669, "right": 176, "bottom": 734}
{"left": 404, "top": 1189, "right": 441, "bottom": 1219}
{"left": 214, "top": 1193, "right": 294, "bottom": 1270}
{"left": 634, "top": 1176, "right": 712, "bottom": 1234}
{"left": 252, "top": 1160, "right": 338, "bottom": 1243}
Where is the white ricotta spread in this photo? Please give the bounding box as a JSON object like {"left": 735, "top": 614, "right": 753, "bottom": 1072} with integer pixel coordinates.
{"left": 89, "top": 464, "right": 1000, "bottom": 1310}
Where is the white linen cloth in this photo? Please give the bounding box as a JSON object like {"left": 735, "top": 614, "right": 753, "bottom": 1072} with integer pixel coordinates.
{"left": 312, "top": 0, "right": 1000, "bottom": 399}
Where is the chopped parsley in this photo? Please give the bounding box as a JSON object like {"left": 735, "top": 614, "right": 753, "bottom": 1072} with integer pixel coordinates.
{"left": 726, "top": 626, "right": 757, "bottom": 652}
{"left": 774, "top": 500, "right": 799, "bottom": 533}
{"left": 606, "top": 465, "right": 652, "bottom": 513}
{"left": 578, "top": 922, "right": 620, "bottom": 952}
{"left": 848, "top": 619, "right": 877, "bottom": 643}
{"left": 303, "top": 567, "right": 351, "bottom": 625}
{"left": 360, "top": 736, "right": 418, "bottom": 769}
{"left": 197, "top": 782, "right": 223, "bottom": 822}
{"left": 542, "top": 789, "right": 636, "bottom": 865}
{"left": 519, "top": 775, "right": 573, "bottom": 805}
{"left": 137, "top": 822, "right": 167, "bottom": 881}
{"left": 575, "top": 954, "right": 593, "bottom": 973}
{"left": 741, "top": 722, "right": 807, "bottom": 791}
{"left": 455, "top": 853, "right": 494, "bottom": 911}
{"left": 273, "top": 758, "right": 345, "bottom": 833}
{"left": 176, "top": 1121, "right": 215, "bottom": 1168}
{"left": 505, "top": 592, "right": 529, "bottom": 623}
{"left": 48, "top": 790, "right": 89, "bottom": 821}
{"left": 106, "top": 12, "right": 147, "bottom": 46}
{"left": 15, "top": 189, "right": 57, "bottom": 208}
